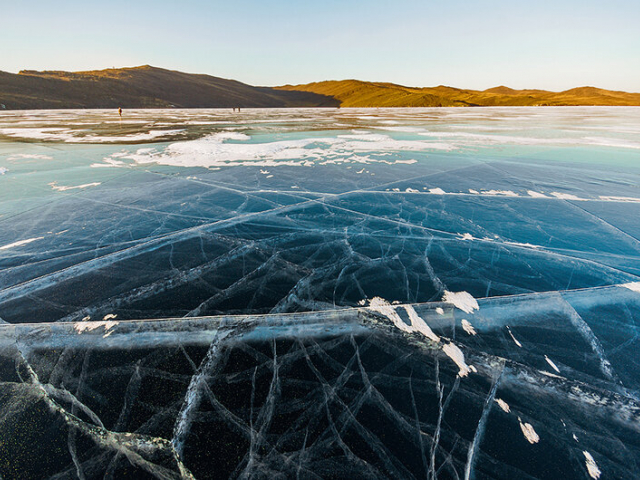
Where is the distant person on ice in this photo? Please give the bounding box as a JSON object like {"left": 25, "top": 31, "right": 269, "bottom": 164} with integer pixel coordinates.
{"left": 118, "top": 107, "right": 122, "bottom": 119}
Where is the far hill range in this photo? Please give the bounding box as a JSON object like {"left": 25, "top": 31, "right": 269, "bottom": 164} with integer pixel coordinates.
{"left": 1, "top": 65, "right": 639, "bottom": 110}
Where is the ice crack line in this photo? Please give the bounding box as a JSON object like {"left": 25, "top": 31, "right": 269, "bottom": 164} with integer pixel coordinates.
{"left": 14, "top": 347, "right": 195, "bottom": 479}
{"left": 464, "top": 363, "right": 505, "bottom": 480}
{"left": 559, "top": 297, "right": 620, "bottom": 385}
{"left": 172, "top": 330, "right": 231, "bottom": 458}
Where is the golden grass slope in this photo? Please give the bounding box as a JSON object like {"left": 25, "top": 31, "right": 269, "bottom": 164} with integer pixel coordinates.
{"left": 276, "top": 81, "right": 640, "bottom": 107}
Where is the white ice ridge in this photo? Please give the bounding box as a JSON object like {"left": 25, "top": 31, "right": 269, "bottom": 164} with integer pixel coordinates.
{"left": 495, "top": 398, "right": 510, "bottom": 413}
{"left": 518, "top": 417, "right": 540, "bottom": 444}
{"left": 367, "top": 298, "right": 476, "bottom": 377}
{"left": 99, "top": 131, "right": 453, "bottom": 168}
{"left": 442, "top": 290, "right": 479, "bottom": 314}
{"left": 583, "top": 451, "right": 601, "bottom": 479}
{"left": 461, "top": 319, "right": 477, "bottom": 335}
{"left": 399, "top": 187, "right": 640, "bottom": 204}
{"left": 49, "top": 181, "right": 101, "bottom": 191}
{"left": 0, "top": 236, "right": 44, "bottom": 251}
{"left": 410, "top": 187, "right": 640, "bottom": 203}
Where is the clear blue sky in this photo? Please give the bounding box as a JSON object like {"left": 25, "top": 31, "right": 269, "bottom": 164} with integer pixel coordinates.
{"left": 2, "top": 0, "right": 639, "bottom": 91}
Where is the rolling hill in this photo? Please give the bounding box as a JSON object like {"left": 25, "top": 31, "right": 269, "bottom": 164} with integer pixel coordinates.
{"left": 1, "top": 65, "right": 639, "bottom": 109}
{"left": 276, "top": 80, "right": 640, "bottom": 107}
{"left": 0, "top": 65, "right": 338, "bottom": 109}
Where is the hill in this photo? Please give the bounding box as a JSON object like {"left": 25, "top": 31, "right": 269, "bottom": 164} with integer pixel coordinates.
{"left": 276, "top": 81, "right": 640, "bottom": 107}
{"left": 0, "top": 65, "right": 339, "bottom": 109}
{"left": 1, "top": 65, "right": 639, "bottom": 109}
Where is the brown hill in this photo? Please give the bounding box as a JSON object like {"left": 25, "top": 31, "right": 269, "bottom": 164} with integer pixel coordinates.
{"left": 0, "top": 65, "right": 339, "bottom": 110}
{"left": 277, "top": 81, "right": 640, "bottom": 107}
{"left": 2, "top": 65, "right": 639, "bottom": 109}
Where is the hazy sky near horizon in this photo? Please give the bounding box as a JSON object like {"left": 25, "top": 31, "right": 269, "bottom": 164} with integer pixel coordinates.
{"left": 2, "top": 0, "right": 639, "bottom": 91}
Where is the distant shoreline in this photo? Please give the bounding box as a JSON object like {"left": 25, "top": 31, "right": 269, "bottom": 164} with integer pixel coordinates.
{"left": 4, "top": 105, "right": 640, "bottom": 113}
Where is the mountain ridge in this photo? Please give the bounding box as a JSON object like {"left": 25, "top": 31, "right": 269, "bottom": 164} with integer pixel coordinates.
{"left": 1, "top": 65, "right": 639, "bottom": 109}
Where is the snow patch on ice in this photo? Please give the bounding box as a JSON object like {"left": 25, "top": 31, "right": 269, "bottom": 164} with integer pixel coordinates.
{"left": 527, "top": 190, "right": 548, "bottom": 198}
{"left": 368, "top": 297, "right": 407, "bottom": 329}
{"left": 598, "top": 195, "right": 640, "bottom": 203}
{"left": 518, "top": 418, "right": 540, "bottom": 444}
{"left": 368, "top": 298, "right": 440, "bottom": 343}
{"left": 7, "top": 153, "right": 53, "bottom": 160}
{"left": 506, "top": 326, "right": 523, "bottom": 347}
{"left": 461, "top": 319, "right": 477, "bottom": 336}
{"left": 621, "top": 282, "right": 640, "bottom": 293}
{"left": 442, "top": 342, "right": 474, "bottom": 378}
{"left": 0, "top": 127, "right": 184, "bottom": 143}
{"left": 481, "top": 190, "right": 518, "bottom": 197}
{"left": 74, "top": 320, "right": 119, "bottom": 333}
{"left": 104, "top": 131, "right": 453, "bottom": 169}
{"left": 372, "top": 126, "right": 426, "bottom": 133}
{"left": 49, "top": 181, "right": 101, "bottom": 192}
{"left": 583, "top": 451, "right": 601, "bottom": 479}
{"left": 544, "top": 355, "right": 561, "bottom": 373}
{"left": 404, "top": 305, "right": 440, "bottom": 342}
{"left": 91, "top": 158, "right": 127, "bottom": 168}
{"left": 442, "top": 290, "right": 479, "bottom": 314}
{"left": 0, "top": 237, "right": 44, "bottom": 251}
{"left": 551, "top": 192, "right": 587, "bottom": 201}
{"left": 505, "top": 241, "right": 541, "bottom": 249}
{"left": 495, "top": 398, "right": 510, "bottom": 413}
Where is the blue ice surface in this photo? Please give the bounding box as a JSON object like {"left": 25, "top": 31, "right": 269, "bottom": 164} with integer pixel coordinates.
{"left": 0, "top": 107, "right": 639, "bottom": 479}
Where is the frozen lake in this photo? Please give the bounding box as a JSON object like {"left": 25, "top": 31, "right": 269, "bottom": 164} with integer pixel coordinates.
{"left": 1, "top": 107, "right": 639, "bottom": 479}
